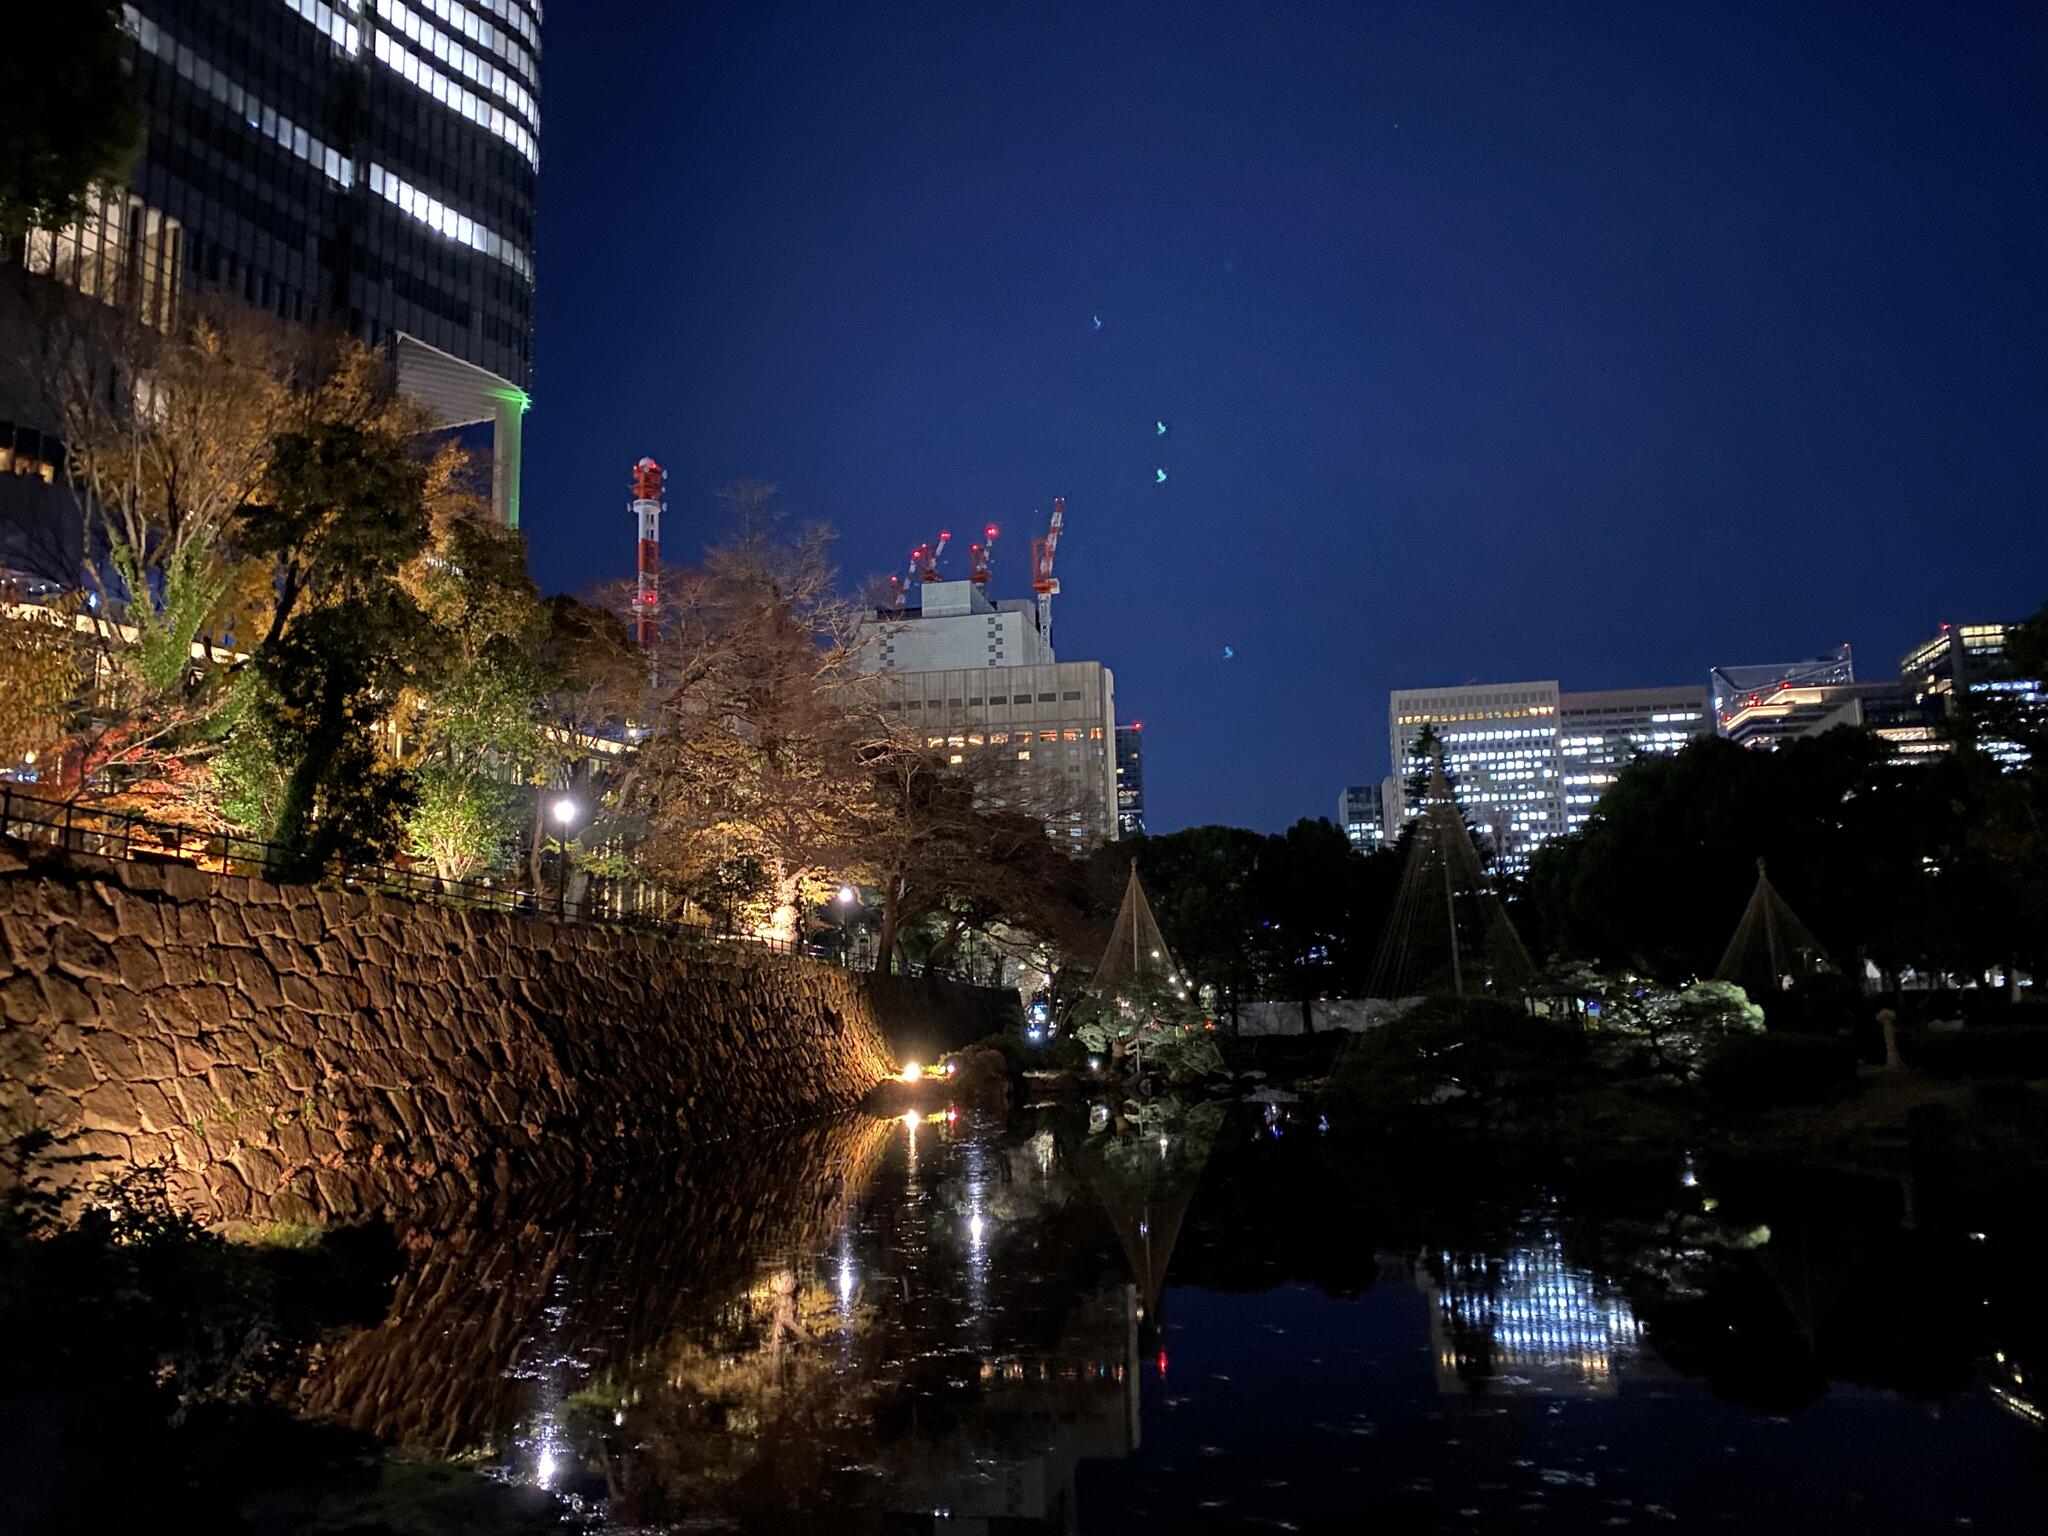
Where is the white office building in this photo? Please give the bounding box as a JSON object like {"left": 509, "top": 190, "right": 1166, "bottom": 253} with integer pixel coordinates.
{"left": 1388, "top": 678, "right": 1712, "bottom": 873}
{"left": 1556, "top": 685, "right": 1713, "bottom": 830}
{"left": 858, "top": 582, "right": 1118, "bottom": 843}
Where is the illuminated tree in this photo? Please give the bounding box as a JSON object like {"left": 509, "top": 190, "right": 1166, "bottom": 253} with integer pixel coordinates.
{"left": 628, "top": 487, "right": 884, "bottom": 939}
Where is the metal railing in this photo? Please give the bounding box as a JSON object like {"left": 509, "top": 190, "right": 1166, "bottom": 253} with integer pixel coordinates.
{"left": 0, "top": 784, "right": 848, "bottom": 969}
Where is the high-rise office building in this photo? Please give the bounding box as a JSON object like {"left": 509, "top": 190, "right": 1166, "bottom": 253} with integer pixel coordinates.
{"left": 1556, "top": 685, "right": 1712, "bottom": 830}
{"left": 1717, "top": 679, "right": 1928, "bottom": 753}
{"left": 1337, "top": 782, "right": 1385, "bottom": 854}
{"left": 1115, "top": 724, "right": 1146, "bottom": 839}
{"left": 1389, "top": 681, "right": 1564, "bottom": 876}
{"left": 1708, "top": 645, "right": 1854, "bottom": 738}
{"left": 1387, "top": 678, "right": 1714, "bottom": 870}
{"left": 870, "top": 661, "right": 1119, "bottom": 845}
{"left": 857, "top": 578, "right": 1119, "bottom": 843}
{"left": 1901, "top": 622, "right": 2044, "bottom": 720}
{"left": 8, "top": 0, "right": 540, "bottom": 529}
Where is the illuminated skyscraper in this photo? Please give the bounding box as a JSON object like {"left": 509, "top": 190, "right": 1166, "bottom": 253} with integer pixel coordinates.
{"left": 1337, "top": 782, "right": 1385, "bottom": 853}
{"left": 1115, "top": 724, "right": 1146, "bottom": 839}
{"left": 1389, "top": 681, "right": 1564, "bottom": 876}
{"left": 1556, "top": 685, "right": 1712, "bottom": 830}
{"left": 10, "top": 0, "right": 540, "bottom": 526}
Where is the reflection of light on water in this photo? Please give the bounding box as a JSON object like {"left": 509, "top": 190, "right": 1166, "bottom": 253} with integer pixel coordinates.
{"left": 969, "top": 1212, "right": 985, "bottom": 1246}
{"left": 536, "top": 1447, "right": 559, "bottom": 1488}
{"left": 1428, "top": 1219, "right": 1644, "bottom": 1394}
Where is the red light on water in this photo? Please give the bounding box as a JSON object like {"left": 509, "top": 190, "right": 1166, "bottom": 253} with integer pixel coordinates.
{"left": 1157, "top": 1350, "right": 1169, "bottom": 1377}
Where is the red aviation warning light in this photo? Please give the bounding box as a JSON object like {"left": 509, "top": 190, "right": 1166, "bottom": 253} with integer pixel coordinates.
{"left": 629, "top": 457, "right": 664, "bottom": 649}
{"left": 918, "top": 529, "right": 953, "bottom": 582}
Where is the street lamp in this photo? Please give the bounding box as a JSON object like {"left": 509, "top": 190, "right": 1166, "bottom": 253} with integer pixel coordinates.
{"left": 549, "top": 796, "right": 578, "bottom": 916}
{"left": 835, "top": 884, "right": 859, "bottom": 967}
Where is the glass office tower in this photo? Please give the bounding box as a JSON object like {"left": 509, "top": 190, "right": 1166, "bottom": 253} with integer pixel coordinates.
{"left": 17, "top": 1, "right": 540, "bottom": 523}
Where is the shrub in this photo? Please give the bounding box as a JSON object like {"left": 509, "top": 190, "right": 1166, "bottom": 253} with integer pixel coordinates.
{"left": 1698, "top": 1032, "right": 1856, "bottom": 1111}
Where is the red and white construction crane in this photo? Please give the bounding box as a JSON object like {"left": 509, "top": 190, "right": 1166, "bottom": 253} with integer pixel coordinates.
{"left": 968, "top": 523, "right": 999, "bottom": 584}
{"left": 1030, "top": 496, "right": 1066, "bottom": 652}
{"left": 917, "top": 528, "right": 952, "bottom": 582}
{"left": 628, "top": 457, "right": 664, "bottom": 648}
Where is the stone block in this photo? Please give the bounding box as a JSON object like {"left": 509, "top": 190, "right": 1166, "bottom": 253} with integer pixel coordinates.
{"left": 49, "top": 927, "right": 119, "bottom": 982}
{"left": 131, "top": 1082, "right": 182, "bottom": 1135}
{"left": 0, "top": 911, "right": 52, "bottom": 969}
{"left": 37, "top": 972, "right": 95, "bottom": 1022}
{"left": 256, "top": 933, "right": 303, "bottom": 977}
{"left": 43, "top": 1051, "right": 96, "bottom": 1093}
{"left": 210, "top": 901, "right": 250, "bottom": 950}
{"left": 229, "top": 951, "right": 282, "bottom": 1011}
{"left": 158, "top": 864, "right": 212, "bottom": 901}
{"left": 80, "top": 1080, "right": 143, "bottom": 1133}
{"left": 113, "top": 938, "right": 164, "bottom": 992}
{"left": 290, "top": 906, "right": 325, "bottom": 946}
{"left": 159, "top": 948, "right": 208, "bottom": 987}
{"left": 134, "top": 1036, "right": 177, "bottom": 1080}
{"left": 279, "top": 973, "right": 325, "bottom": 1012}
{"left": 0, "top": 975, "right": 42, "bottom": 1025}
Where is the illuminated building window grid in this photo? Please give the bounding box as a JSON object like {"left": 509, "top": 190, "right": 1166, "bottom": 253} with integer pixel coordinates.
{"left": 280, "top": 0, "right": 359, "bottom": 54}
{"left": 126, "top": 10, "right": 355, "bottom": 187}
{"left": 372, "top": 30, "right": 539, "bottom": 166}
{"left": 367, "top": 163, "right": 533, "bottom": 280}
{"left": 413, "top": 0, "right": 540, "bottom": 85}
{"left": 383, "top": 0, "right": 540, "bottom": 128}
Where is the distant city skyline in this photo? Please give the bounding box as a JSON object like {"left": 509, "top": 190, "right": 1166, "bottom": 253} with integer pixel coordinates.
{"left": 518, "top": 1, "right": 2048, "bottom": 834}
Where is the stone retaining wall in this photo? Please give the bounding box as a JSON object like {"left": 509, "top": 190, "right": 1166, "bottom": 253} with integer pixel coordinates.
{"left": 0, "top": 839, "right": 896, "bottom": 1225}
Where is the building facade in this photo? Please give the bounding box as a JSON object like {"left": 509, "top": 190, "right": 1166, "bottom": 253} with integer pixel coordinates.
{"left": 10, "top": 0, "right": 540, "bottom": 528}
{"left": 858, "top": 580, "right": 1052, "bottom": 673}
{"left": 1709, "top": 645, "right": 1854, "bottom": 738}
{"left": 1337, "top": 782, "right": 1385, "bottom": 854}
{"left": 868, "top": 660, "right": 1119, "bottom": 845}
{"left": 1387, "top": 678, "right": 1715, "bottom": 871}
{"left": 1556, "top": 684, "right": 1712, "bottom": 830}
{"left": 1901, "top": 621, "right": 2043, "bottom": 767}
{"left": 1388, "top": 681, "right": 1564, "bottom": 876}
{"left": 1115, "top": 724, "right": 1146, "bottom": 840}
{"left": 856, "top": 578, "right": 1119, "bottom": 842}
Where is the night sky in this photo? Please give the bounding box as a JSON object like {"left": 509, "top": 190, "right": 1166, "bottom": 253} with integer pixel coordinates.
{"left": 520, "top": 1, "right": 2048, "bottom": 835}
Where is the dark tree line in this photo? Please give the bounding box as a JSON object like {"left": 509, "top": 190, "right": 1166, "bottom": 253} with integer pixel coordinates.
{"left": 1087, "top": 818, "right": 1401, "bottom": 1024}
{"left": 1521, "top": 603, "right": 2048, "bottom": 990}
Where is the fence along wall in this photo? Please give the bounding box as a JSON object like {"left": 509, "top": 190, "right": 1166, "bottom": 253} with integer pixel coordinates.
{"left": 0, "top": 838, "right": 897, "bottom": 1225}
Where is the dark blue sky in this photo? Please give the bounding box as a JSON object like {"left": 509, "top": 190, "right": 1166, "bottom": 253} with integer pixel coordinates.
{"left": 520, "top": 1, "right": 2048, "bottom": 834}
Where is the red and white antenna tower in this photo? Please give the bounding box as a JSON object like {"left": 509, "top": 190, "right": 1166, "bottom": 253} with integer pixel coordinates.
{"left": 629, "top": 457, "right": 664, "bottom": 648}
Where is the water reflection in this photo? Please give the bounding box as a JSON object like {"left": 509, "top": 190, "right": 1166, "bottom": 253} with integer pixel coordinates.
{"left": 299, "top": 1106, "right": 2048, "bottom": 1532}
{"left": 1420, "top": 1212, "right": 1646, "bottom": 1395}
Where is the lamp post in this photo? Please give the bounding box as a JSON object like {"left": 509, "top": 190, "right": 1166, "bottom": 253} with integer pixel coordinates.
{"left": 835, "top": 884, "right": 858, "bottom": 967}
{"left": 550, "top": 796, "right": 578, "bottom": 916}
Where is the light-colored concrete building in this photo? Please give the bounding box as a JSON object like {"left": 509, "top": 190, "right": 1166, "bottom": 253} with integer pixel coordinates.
{"left": 858, "top": 585, "right": 1117, "bottom": 843}
{"left": 859, "top": 580, "right": 1053, "bottom": 674}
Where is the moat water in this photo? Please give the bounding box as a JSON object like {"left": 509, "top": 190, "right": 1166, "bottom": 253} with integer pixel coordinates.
{"left": 310, "top": 1099, "right": 2048, "bottom": 1533}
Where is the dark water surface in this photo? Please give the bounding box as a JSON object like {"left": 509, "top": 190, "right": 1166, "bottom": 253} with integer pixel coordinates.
{"left": 311, "top": 1101, "right": 2048, "bottom": 1533}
